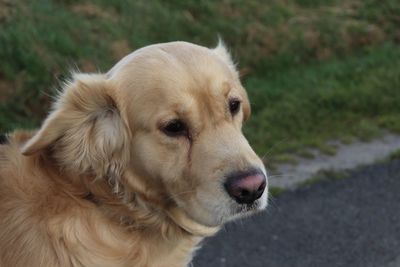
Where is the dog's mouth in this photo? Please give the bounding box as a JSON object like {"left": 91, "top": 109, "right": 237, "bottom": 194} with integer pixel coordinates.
{"left": 235, "top": 201, "right": 260, "bottom": 213}
{"left": 177, "top": 190, "right": 268, "bottom": 228}
{"left": 232, "top": 196, "right": 268, "bottom": 214}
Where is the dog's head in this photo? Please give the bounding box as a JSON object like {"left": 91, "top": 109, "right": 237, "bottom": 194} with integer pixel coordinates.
{"left": 22, "top": 41, "right": 268, "bottom": 228}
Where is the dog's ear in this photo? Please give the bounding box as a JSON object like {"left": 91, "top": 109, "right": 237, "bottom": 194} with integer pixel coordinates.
{"left": 213, "top": 39, "right": 236, "bottom": 72}
{"left": 213, "top": 40, "right": 251, "bottom": 121}
{"left": 22, "top": 73, "right": 130, "bottom": 179}
{"left": 239, "top": 90, "right": 251, "bottom": 122}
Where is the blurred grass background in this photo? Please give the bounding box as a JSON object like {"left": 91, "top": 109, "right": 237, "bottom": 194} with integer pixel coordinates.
{"left": 0, "top": 0, "right": 399, "bottom": 164}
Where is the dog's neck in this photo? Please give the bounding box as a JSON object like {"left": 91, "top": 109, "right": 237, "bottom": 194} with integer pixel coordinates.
{"left": 29, "top": 148, "right": 217, "bottom": 266}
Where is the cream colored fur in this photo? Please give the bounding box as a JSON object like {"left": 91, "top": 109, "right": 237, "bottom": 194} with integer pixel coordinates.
{"left": 0, "top": 41, "right": 267, "bottom": 267}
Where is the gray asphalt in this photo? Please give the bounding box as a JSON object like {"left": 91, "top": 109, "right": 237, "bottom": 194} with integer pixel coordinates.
{"left": 193, "top": 160, "right": 400, "bottom": 267}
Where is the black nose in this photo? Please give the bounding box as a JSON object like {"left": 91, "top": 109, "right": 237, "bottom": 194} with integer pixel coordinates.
{"left": 224, "top": 169, "right": 267, "bottom": 204}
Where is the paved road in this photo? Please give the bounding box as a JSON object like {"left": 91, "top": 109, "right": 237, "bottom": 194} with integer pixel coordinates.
{"left": 193, "top": 160, "right": 400, "bottom": 267}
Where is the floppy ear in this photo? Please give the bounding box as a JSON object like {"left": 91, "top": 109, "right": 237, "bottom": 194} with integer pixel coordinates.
{"left": 22, "top": 73, "right": 130, "bottom": 179}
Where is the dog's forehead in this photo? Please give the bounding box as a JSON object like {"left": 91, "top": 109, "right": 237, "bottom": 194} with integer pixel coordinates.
{"left": 109, "top": 42, "right": 246, "bottom": 125}
{"left": 109, "top": 42, "right": 235, "bottom": 87}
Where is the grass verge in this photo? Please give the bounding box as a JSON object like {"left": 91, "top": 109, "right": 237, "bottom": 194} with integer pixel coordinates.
{"left": 0, "top": 1, "right": 399, "bottom": 165}
{"left": 245, "top": 43, "right": 400, "bottom": 161}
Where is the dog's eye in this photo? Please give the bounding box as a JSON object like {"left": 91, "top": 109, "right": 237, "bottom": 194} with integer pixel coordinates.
{"left": 229, "top": 99, "right": 241, "bottom": 115}
{"left": 162, "top": 119, "right": 187, "bottom": 137}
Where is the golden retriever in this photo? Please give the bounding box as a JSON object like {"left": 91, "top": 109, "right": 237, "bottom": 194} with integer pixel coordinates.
{"left": 0, "top": 41, "right": 268, "bottom": 267}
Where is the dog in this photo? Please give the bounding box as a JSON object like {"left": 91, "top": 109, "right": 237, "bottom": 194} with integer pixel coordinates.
{"left": 0, "top": 41, "right": 268, "bottom": 267}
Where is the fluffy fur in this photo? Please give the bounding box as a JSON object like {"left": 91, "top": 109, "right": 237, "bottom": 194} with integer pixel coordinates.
{"left": 0, "top": 41, "right": 268, "bottom": 267}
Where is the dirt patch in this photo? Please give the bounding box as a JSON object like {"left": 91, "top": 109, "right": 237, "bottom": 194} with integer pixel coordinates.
{"left": 0, "top": 0, "right": 16, "bottom": 22}
{"left": 110, "top": 40, "right": 132, "bottom": 61}
{"left": 342, "top": 21, "right": 385, "bottom": 48}
{"left": 78, "top": 59, "right": 97, "bottom": 73}
{"left": 71, "top": 3, "right": 115, "bottom": 20}
{"left": 0, "top": 79, "right": 15, "bottom": 102}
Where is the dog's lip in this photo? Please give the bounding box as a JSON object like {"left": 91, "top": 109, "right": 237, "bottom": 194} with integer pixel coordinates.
{"left": 167, "top": 207, "right": 220, "bottom": 236}
{"left": 233, "top": 199, "right": 264, "bottom": 214}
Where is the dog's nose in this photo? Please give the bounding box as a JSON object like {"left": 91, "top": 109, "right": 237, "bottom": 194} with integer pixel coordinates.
{"left": 224, "top": 169, "right": 266, "bottom": 204}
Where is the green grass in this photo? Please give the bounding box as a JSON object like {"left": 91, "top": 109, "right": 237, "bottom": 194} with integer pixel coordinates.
{"left": 269, "top": 186, "right": 286, "bottom": 198}
{"left": 244, "top": 43, "right": 400, "bottom": 159}
{"left": 300, "top": 169, "right": 349, "bottom": 187}
{"left": 1, "top": 0, "right": 400, "bottom": 164}
{"left": 297, "top": 150, "right": 315, "bottom": 159}
{"left": 388, "top": 149, "right": 400, "bottom": 161}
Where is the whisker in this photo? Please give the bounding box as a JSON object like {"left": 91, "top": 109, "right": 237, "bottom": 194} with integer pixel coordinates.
{"left": 268, "top": 174, "right": 287, "bottom": 178}
{"left": 260, "top": 138, "right": 290, "bottom": 160}
{"left": 267, "top": 194, "right": 279, "bottom": 210}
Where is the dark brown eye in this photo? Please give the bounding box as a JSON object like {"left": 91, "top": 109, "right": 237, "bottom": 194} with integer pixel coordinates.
{"left": 229, "top": 99, "right": 241, "bottom": 115}
{"left": 162, "top": 119, "right": 187, "bottom": 137}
